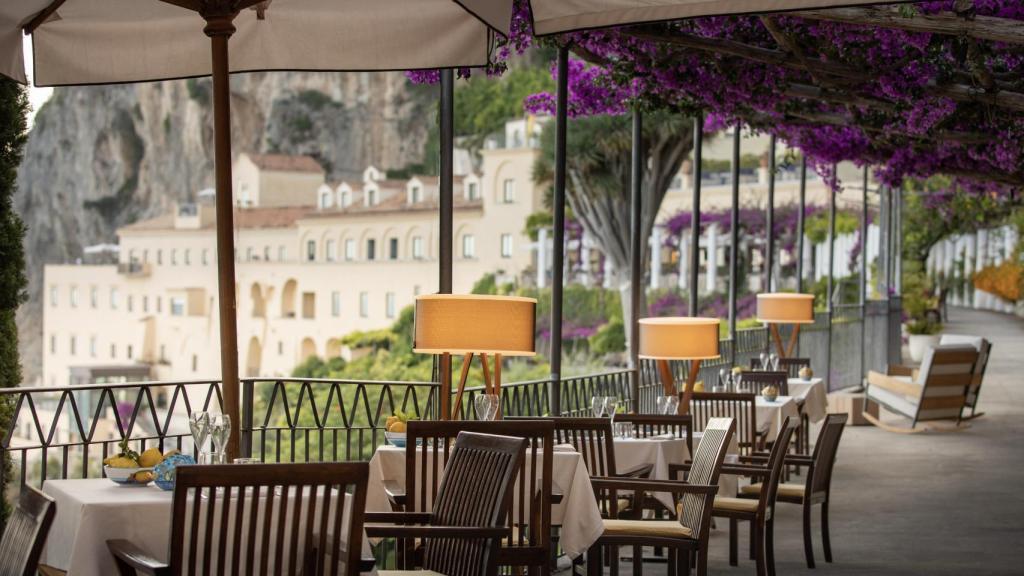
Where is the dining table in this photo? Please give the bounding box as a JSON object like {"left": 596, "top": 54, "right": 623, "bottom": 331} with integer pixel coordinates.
{"left": 754, "top": 395, "right": 802, "bottom": 442}
{"left": 788, "top": 377, "right": 829, "bottom": 423}
{"left": 41, "top": 478, "right": 372, "bottom": 576}
{"left": 367, "top": 443, "right": 604, "bottom": 560}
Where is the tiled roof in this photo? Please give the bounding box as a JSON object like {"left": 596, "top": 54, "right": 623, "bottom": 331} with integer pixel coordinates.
{"left": 246, "top": 153, "right": 323, "bottom": 173}
{"left": 121, "top": 206, "right": 315, "bottom": 232}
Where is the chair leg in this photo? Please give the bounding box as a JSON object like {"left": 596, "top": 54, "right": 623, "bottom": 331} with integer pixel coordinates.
{"left": 587, "top": 544, "right": 601, "bottom": 576}
{"left": 729, "top": 518, "right": 738, "bottom": 566}
{"left": 749, "top": 518, "right": 756, "bottom": 560}
{"left": 609, "top": 544, "right": 619, "bottom": 575}
{"left": 766, "top": 517, "right": 777, "bottom": 576}
{"left": 633, "top": 545, "right": 643, "bottom": 576}
{"left": 668, "top": 548, "right": 676, "bottom": 576}
{"left": 755, "top": 522, "right": 766, "bottom": 576}
{"left": 803, "top": 502, "right": 816, "bottom": 569}
{"left": 822, "top": 501, "right": 833, "bottom": 563}
{"left": 697, "top": 543, "right": 707, "bottom": 576}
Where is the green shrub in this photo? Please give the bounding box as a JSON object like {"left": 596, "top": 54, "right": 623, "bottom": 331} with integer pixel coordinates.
{"left": 589, "top": 320, "right": 626, "bottom": 355}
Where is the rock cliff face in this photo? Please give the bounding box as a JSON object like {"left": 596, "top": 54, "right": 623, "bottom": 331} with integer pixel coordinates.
{"left": 15, "top": 71, "right": 434, "bottom": 383}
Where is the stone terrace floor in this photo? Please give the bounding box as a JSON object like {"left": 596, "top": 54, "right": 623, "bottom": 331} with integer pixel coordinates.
{"left": 560, "top": 306, "right": 1024, "bottom": 575}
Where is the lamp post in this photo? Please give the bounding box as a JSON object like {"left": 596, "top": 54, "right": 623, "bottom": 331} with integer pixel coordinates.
{"left": 638, "top": 317, "right": 720, "bottom": 414}
{"left": 414, "top": 295, "right": 537, "bottom": 419}
{"left": 757, "top": 293, "right": 815, "bottom": 358}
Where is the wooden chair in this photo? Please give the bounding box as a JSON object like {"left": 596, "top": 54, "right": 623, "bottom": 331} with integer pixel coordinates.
{"left": 735, "top": 371, "right": 789, "bottom": 396}
{"left": 688, "top": 392, "right": 760, "bottom": 454}
{"left": 107, "top": 463, "right": 370, "bottom": 576}
{"left": 739, "top": 413, "right": 848, "bottom": 568}
{"left": 712, "top": 418, "right": 799, "bottom": 576}
{"left": 366, "top": 431, "right": 526, "bottom": 576}
{"left": 549, "top": 417, "right": 652, "bottom": 480}
{"left": 750, "top": 357, "right": 811, "bottom": 380}
{"left": 585, "top": 417, "right": 736, "bottom": 576}
{"left": 864, "top": 344, "right": 978, "bottom": 433}
{"left": 386, "top": 420, "right": 554, "bottom": 576}
{"left": 0, "top": 486, "right": 56, "bottom": 576}
{"left": 938, "top": 334, "right": 992, "bottom": 420}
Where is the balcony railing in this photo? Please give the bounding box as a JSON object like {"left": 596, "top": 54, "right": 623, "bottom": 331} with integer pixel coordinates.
{"left": 0, "top": 300, "right": 901, "bottom": 497}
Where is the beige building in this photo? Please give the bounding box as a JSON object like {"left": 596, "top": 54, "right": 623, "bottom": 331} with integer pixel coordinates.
{"left": 43, "top": 138, "right": 544, "bottom": 386}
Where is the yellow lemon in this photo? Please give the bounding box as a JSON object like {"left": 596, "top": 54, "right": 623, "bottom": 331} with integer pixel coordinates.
{"left": 138, "top": 447, "right": 164, "bottom": 468}
{"left": 163, "top": 449, "right": 180, "bottom": 459}
{"left": 107, "top": 456, "right": 138, "bottom": 469}
{"left": 133, "top": 471, "right": 155, "bottom": 483}
{"left": 693, "top": 381, "right": 705, "bottom": 392}
{"left": 389, "top": 420, "right": 407, "bottom": 433}
{"left": 385, "top": 416, "right": 398, "bottom": 430}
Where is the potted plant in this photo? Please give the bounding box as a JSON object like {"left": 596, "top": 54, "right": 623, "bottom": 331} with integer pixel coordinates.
{"left": 906, "top": 319, "right": 943, "bottom": 362}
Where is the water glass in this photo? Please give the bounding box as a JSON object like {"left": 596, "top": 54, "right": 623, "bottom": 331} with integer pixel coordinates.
{"left": 189, "top": 411, "right": 210, "bottom": 460}
{"left": 769, "top": 353, "right": 780, "bottom": 371}
{"left": 591, "top": 396, "right": 608, "bottom": 418}
{"left": 209, "top": 413, "right": 231, "bottom": 464}
{"left": 656, "top": 396, "right": 679, "bottom": 415}
{"left": 604, "top": 397, "right": 619, "bottom": 423}
{"left": 615, "top": 422, "right": 633, "bottom": 439}
{"left": 733, "top": 372, "right": 744, "bottom": 394}
{"left": 474, "top": 394, "right": 500, "bottom": 421}
{"left": 759, "top": 352, "right": 769, "bottom": 371}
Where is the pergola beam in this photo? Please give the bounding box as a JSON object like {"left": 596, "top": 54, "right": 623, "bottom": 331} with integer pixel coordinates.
{"left": 791, "top": 6, "right": 1024, "bottom": 46}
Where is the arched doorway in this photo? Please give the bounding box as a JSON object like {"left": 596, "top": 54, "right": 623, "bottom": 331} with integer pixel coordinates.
{"left": 250, "top": 283, "right": 266, "bottom": 318}
{"left": 281, "top": 279, "right": 297, "bottom": 318}
{"left": 326, "top": 338, "right": 343, "bottom": 359}
{"left": 300, "top": 338, "right": 317, "bottom": 362}
{"left": 245, "top": 336, "right": 262, "bottom": 377}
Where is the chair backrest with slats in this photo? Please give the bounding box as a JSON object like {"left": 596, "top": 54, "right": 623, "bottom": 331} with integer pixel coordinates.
{"left": 169, "top": 462, "right": 368, "bottom": 576}
{"left": 735, "top": 371, "right": 789, "bottom": 396}
{"left": 678, "top": 417, "right": 734, "bottom": 538}
{"left": 759, "top": 418, "right": 799, "bottom": 515}
{"left": 403, "top": 420, "right": 553, "bottom": 567}
{"left": 550, "top": 418, "right": 618, "bottom": 477}
{"left": 613, "top": 414, "right": 694, "bottom": 459}
{"left": 808, "top": 414, "right": 848, "bottom": 496}
{"left": 938, "top": 334, "right": 992, "bottom": 407}
{"left": 688, "top": 392, "right": 758, "bottom": 454}
{"left": 421, "top": 432, "right": 526, "bottom": 576}
{"left": 0, "top": 486, "right": 56, "bottom": 576}
{"left": 750, "top": 357, "right": 810, "bottom": 379}
{"left": 914, "top": 345, "right": 978, "bottom": 423}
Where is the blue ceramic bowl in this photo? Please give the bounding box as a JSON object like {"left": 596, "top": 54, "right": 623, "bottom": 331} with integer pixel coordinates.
{"left": 153, "top": 453, "right": 197, "bottom": 491}
{"left": 385, "top": 432, "right": 407, "bottom": 448}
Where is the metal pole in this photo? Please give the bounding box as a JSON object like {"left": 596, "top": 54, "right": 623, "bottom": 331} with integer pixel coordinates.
{"left": 765, "top": 135, "right": 776, "bottom": 292}
{"left": 728, "top": 125, "right": 741, "bottom": 354}
{"left": 439, "top": 70, "right": 454, "bottom": 294}
{"left": 894, "top": 187, "right": 903, "bottom": 294}
{"left": 689, "top": 115, "right": 703, "bottom": 317}
{"left": 859, "top": 165, "right": 869, "bottom": 389}
{"left": 629, "top": 110, "right": 643, "bottom": 413}
{"left": 826, "top": 166, "right": 837, "bottom": 390}
{"left": 796, "top": 156, "right": 807, "bottom": 294}
{"left": 205, "top": 13, "right": 240, "bottom": 460}
{"left": 549, "top": 46, "right": 568, "bottom": 416}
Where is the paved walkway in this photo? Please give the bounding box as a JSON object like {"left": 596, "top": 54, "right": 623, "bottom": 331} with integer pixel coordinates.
{"left": 567, "top": 307, "right": 1024, "bottom": 575}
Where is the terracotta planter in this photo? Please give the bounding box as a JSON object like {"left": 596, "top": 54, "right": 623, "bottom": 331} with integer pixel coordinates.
{"left": 908, "top": 334, "right": 941, "bottom": 363}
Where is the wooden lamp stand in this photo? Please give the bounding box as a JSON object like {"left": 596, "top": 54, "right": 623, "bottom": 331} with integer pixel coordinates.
{"left": 657, "top": 358, "right": 702, "bottom": 415}
{"left": 440, "top": 352, "right": 503, "bottom": 420}
{"left": 769, "top": 323, "right": 801, "bottom": 358}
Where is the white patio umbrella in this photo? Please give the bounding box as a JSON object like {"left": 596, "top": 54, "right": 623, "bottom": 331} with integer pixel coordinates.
{"left": 2, "top": 0, "right": 511, "bottom": 459}
{"left": 529, "top": 0, "right": 894, "bottom": 35}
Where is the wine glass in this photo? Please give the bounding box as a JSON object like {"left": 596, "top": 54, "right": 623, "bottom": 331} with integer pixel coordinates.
{"left": 475, "top": 394, "right": 500, "bottom": 421}
{"left": 770, "top": 353, "right": 780, "bottom": 371}
{"left": 759, "top": 352, "right": 769, "bottom": 371}
{"left": 189, "top": 412, "right": 210, "bottom": 461}
{"left": 733, "top": 372, "right": 744, "bottom": 394}
{"left": 656, "top": 396, "right": 679, "bottom": 415}
{"left": 209, "top": 413, "right": 231, "bottom": 464}
{"left": 591, "top": 396, "right": 607, "bottom": 418}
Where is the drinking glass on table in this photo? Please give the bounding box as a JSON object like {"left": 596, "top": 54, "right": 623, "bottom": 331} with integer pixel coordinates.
{"left": 656, "top": 396, "right": 679, "bottom": 415}
{"left": 733, "top": 372, "right": 744, "bottom": 394}
{"left": 769, "top": 353, "right": 780, "bottom": 371}
{"left": 759, "top": 352, "right": 769, "bottom": 371}
{"left": 604, "top": 397, "right": 619, "bottom": 424}
{"left": 208, "top": 413, "right": 231, "bottom": 464}
{"left": 591, "top": 396, "right": 608, "bottom": 418}
{"left": 188, "top": 411, "right": 210, "bottom": 462}
{"left": 474, "top": 394, "right": 500, "bottom": 421}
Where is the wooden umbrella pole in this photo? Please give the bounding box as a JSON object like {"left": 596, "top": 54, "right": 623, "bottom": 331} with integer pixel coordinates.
{"left": 786, "top": 324, "right": 801, "bottom": 357}
{"left": 451, "top": 353, "right": 473, "bottom": 420}
{"left": 680, "top": 360, "right": 702, "bottom": 415}
{"left": 204, "top": 11, "right": 241, "bottom": 460}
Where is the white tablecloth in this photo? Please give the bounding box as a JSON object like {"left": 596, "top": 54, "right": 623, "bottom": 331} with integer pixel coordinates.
{"left": 42, "top": 478, "right": 370, "bottom": 576}
{"left": 788, "top": 377, "right": 829, "bottom": 422}
{"left": 367, "top": 445, "right": 603, "bottom": 559}
{"left": 756, "top": 396, "right": 801, "bottom": 442}
{"left": 612, "top": 436, "right": 687, "bottom": 510}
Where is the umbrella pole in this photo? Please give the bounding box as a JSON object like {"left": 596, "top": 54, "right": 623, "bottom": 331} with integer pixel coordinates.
{"left": 205, "top": 13, "right": 241, "bottom": 460}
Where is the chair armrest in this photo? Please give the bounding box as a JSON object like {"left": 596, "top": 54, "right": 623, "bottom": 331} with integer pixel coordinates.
{"left": 615, "top": 462, "right": 654, "bottom": 479}
{"left": 783, "top": 455, "right": 815, "bottom": 467}
{"left": 739, "top": 453, "right": 769, "bottom": 463}
{"left": 364, "top": 511, "right": 433, "bottom": 524}
{"left": 365, "top": 524, "right": 512, "bottom": 539}
{"left": 668, "top": 462, "right": 691, "bottom": 480}
{"left": 720, "top": 464, "right": 769, "bottom": 477}
{"left": 867, "top": 371, "right": 922, "bottom": 397}
{"left": 589, "top": 477, "right": 719, "bottom": 497}
{"left": 383, "top": 480, "right": 406, "bottom": 508}
{"left": 106, "top": 539, "right": 169, "bottom": 576}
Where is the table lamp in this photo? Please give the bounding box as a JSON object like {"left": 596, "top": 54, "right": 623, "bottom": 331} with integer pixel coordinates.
{"left": 639, "top": 317, "right": 720, "bottom": 414}
{"left": 756, "top": 293, "right": 815, "bottom": 358}
{"left": 414, "top": 294, "right": 537, "bottom": 419}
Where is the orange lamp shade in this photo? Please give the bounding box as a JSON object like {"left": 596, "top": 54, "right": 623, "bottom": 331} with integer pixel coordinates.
{"left": 413, "top": 294, "right": 537, "bottom": 356}
{"left": 756, "top": 293, "right": 815, "bottom": 324}
{"left": 638, "top": 317, "right": 720, "bottom": 360}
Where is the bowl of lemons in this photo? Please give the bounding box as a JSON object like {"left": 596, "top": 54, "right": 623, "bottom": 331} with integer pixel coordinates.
{"left": 384, "top": 410, "right": 417, "bottom": 448}
{"left": 103, "top": 439, "right": 170, "bottom": 486}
